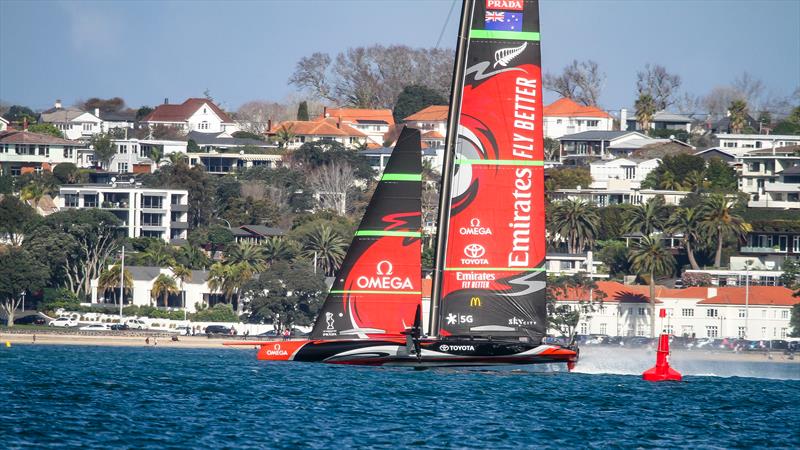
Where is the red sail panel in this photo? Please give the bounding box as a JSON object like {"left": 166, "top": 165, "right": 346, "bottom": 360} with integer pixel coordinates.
{"left": 310, "top": 128, "right": 423, "bottom": 339}
{"left": 438, "top": 1, "right": 547, "bottom": 341}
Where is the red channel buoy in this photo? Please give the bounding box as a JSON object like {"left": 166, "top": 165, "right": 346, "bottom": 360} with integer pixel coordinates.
{"left": 642, "top": 309, "right": 682, "bottom": 382}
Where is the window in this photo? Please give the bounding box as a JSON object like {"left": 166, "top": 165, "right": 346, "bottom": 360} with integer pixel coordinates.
{"left": 706, "top": 326, "right": 718, "bottom": 338}
{"left": 706, "top": 308, "right": 718, "bottom": 318}
{"left": 141, "top": 196, "right": 163, "bottom": 209}
{"left": 761, "top": 327, "right": 766, "bottom": 338}
{"left": 681, "top": 325, "right": 694, "bottom": 337}
{"left": 638, "top": 307, "right": 646, "bottom": 316}
{"left": 141, "top": 213, "right": 163, "bottom": 226}
{"left": 63, "top": 147, "right": 74, "bottom": 158}
{"left": 580, "top": 323, "right": 588, "bottom": 335}
{"left": 556, "top": 119, "right": 562, "bottom": 124}
{"left": 599, "top": 323, "right": 607, "bottom": 334}
{"left": 781, "top": 328, "right": 787, "bottom": 339}
{"left": 738, "top": 309, "right": 746, "bottom": 318}
{"left": 636, "top": 325, "right": 646, "bottom": 336}
{"left": 738, "top": 327, "right": 746, "bottom": 338}
{"left": 664, "top": 325, "right": 674, "bottom": 335}
{"left": 748, "top": 162, "right": 759, "bottom": 171}
{"left": 117, "top": 163, "right": 129, "bottom": 172}
{"left": 119, "top": 145, "right": 127, "bottom": 154}
{"left": 64, "top": 194, "right": 79, "bottom": 207}
{"left": 83, "top": 123, "right": 93, "bottom": 132}
{"left": 681, "top": 308, "right": 694, "bottom": 317}
{"left": 586, "top": 120, "right": 599, "bottom": 127}
{"left": 83, "top": 194, "right": 98, "bottom": 208}
{"left": 781, "top": 310, "right": 789, "bottom": 319}
{"left": 198, "top": 121, "right": 209, "bottom": 130}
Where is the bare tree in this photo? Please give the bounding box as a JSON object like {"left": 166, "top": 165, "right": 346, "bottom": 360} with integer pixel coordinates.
{"left": 544, "top": 60, "right": 605, "bottom": 106}
{"left": 703, "top": 86, "right": 746, "bottom": 120}
{"left": 289, "top": 52, "right": 334, "bottom": 102}
{"left": 732, "top": 72, "right": 765, "bottom": 110}
{"left": 674, "top": 92, "right": 702, "bottom": 116}
{"left": 636, "top": 64, "right": 681, "bottom": 111}
{"left": 237, "top": 101, "right": 294, "bottom": 134}
{"left": 309, "top": 162, "right": 356, "bottom": 214}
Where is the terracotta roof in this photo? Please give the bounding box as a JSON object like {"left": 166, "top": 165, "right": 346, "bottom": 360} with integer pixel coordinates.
{"left": 271, "top": 118, "right": 366, "bottom": 137}
{"left": 422, "top": 130, "right": 444, "bottom": 139}
{"left": 323, "top": 108, "right": 395, "bottom": 126}
{"left": 404, "top": 105, "right": 448, "bottom": 122}
{"left": 143, "top": 98, "right": 233, "bottom": 124}
{"left": 544, "top": 98, "right": 611, "bottom": 119}
{"left": 552, "top": 281, "right": 662, "bottom": 303}
{"left": 0, "top": 130, "right": 77, "bottom": 145}
{"left": 698, "top": 286, "right": 799, "bottom": 307}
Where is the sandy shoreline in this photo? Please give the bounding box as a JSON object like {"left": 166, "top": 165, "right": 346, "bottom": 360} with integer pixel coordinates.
{"left": 1, "top": 332, "right": 797, "bottom": 363}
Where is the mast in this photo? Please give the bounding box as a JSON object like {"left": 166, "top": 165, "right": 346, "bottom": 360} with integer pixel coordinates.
{"left": 429, "top": 0, "right": 475, "bottom": 337}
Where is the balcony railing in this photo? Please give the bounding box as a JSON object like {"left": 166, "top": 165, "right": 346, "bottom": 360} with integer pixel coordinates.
{"left": 740, "top": 246, "right": 785, "bottom": 254}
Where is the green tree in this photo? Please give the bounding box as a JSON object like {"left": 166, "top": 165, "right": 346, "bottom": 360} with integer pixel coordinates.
{"left": 243, "top": 261, "right": 326, "bottom": 327}
{"left": 666, "top": 207, "right": 704, "bottom": 270}
{"left": 728, "top": 99, "right": 748, "bottom": 134}
{"left": 628, "top": 235, "right": 676, "bottom": 337}
{"left": 548, "top": 199, "right": 600, "bottom": 253}
{"left": 97, "top": 264, "right": 133, "bottom": 305}
{"left": 187, "top": 139, "right": 200, "bottom": 152}
{"left": 596, "top": 240, "right": 631, "bottom": 276}
{"left": 545, "top": 167, "right": 592, "bottom": 191}
{"left": 136, "top": 106, "right": 154, "bottom": 121}
{"left": 297, "top": 101, "right": 310, "bottom": 121}
{"left": 140, "top": 241, "right": 176, "bottom": 267}
{"left": 262, "top": 236, "right": 299, "bottom": 264}
{"left": 90, "top": 133, "right": 116, "bottom": 169}
{"left": 151, "top": 273, "right": 179, "bottom": 308}
{"left": 544, "top": 137, "right": 560, "bottom": 161}
{"left": 0, "top": 247, "right": 50, "bottom": 326}
{"left": 141, "top": 162, "right": 215, "bottom": 227}
{"left": 624, "top": 196, "right": 667, "bottom": 235}
{"left": 0, "top": 196, "right": 38, "bottom": 246}
{"left": 705, "top": 157, "right": 737, "bottom": 193}
{"left": 225, "top": 242, "right": 267, "bottom": 275}
{"left": 27, "top": 123, "right": 64, "bottom": 138}
{"left": 699, "top": 194, "right": 749, "bottom": 268}
{"left": 790, "top": 304, "right": 800, "bottom": 337}
{"left": 274, "top": 124, "right": 295, "bottom": 149}
{"left": 171, "top": 265, "right": 193, "bottom": 315}
{"left": 52, "top": 163, "right": 82, "bottom": 184}
{"left": 779, "top": 258, "right": 800, "bottom": 290}
{"left": 392, "top": 85, "right": 447, "bottom": 123}
{"left": 231, "top": 131, "right": 265, "bottom": 141}
{"left": 302, "top": 225, "right": 346, "bottom": 276}
{"left": 191, "top": 303, "right": 238, "bottom": 322}
{"left": 3, "top": 105, "right": 36, "bottom": 124}
{"left": 175, "top": 244, "right": 210, "bottom": 270}
{"left": 208, "top": 262, "right": 237, "bottom": 306}
{"left": 635, "top": 93, "right": 656, "bottom": 132}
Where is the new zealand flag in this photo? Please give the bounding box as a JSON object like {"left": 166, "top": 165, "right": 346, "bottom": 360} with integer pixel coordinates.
{"left": 484, "top": 12, "right": 523, "bottom": 31}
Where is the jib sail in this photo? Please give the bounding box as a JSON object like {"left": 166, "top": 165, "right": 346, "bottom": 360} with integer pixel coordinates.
{"left": 310, "top": 127, "right": 423, "bottom": 339}
{"left": 432, "top": 0, "right": 547, "bottom": 342}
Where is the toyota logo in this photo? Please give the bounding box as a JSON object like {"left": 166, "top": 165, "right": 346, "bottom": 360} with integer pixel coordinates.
{"left": 440, "top": 344, "right": 450, "bottom": 351}
{"left": 464, "top": 244, "right": 485, "bottom": 258}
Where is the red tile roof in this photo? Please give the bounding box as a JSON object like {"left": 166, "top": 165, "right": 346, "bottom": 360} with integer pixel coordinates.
{"left": 422, "top": 130, "right": 444, "bottom": 139}
{"left": 323, "top": 108, "right": 395, "bottom": 126}
{"left": 0, "top": 130, "right": 76, "bottom": 145}
{"left": 271, "top": 118, "right": 366, "bottom": 137}
{"left": 143, "top": 98, "right": 233, "bottom": 123}
{"left": 544, "top": 98, "right": 611, "bottom": 119}
{"left": 553, "top": 281, "right": 663, "bottom": 304}
{"left": 698, "top": 286, "right": 799, "bottom": 307}
{"left": 404, "top": 105, "right": 448, "bottom": 122}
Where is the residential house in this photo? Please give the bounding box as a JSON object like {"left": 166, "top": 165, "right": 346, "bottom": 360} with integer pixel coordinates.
{"left": 39, "top": 100, "right": 103, "bottom": 140}
{"left": 187, "top": 152, "right": 282, "bottom": 175}
{"left": 548, "top": 187, "right": 688, "bottom": 207}
{"left": 710, "top": 115, "right": 761, "bottom": 134}
{"left": 543, "top": 98, "right": 613, "bottom": 139}
{"left": 694, "top": 147, "right": 736, "bottom": 163}
{"left": 622, "top": 109, "right": 693, "bottom": 133}
{"left": 268, "top": 118, "right": 368, "bottom": 150}
{"left": 141, "top": 98, "right": 238, "bottom": 134}
{"left": 552, "top": 281, "right": 798, "bottom": 339}
{"left": 322, "top": 108, "right": 395, "bottom": 147}
{"left": 545, "top": 252, "right": 607, "bottom": 279}
{"left": 91, "top": 266, "right": 215, "bottom": 313}
{"left": 360, "top": 147, "right": 442, "bottom": 175}
{"left": 186, "top": 130, "right": 276, "bottom": 152}
{"left": 232, "top": 225, "right": 285, "bottom": 244}
{"left": 738, "top": 146, "right": 800, "bottom": 209}
{"left": 716, "top": 133, "right": 800, "bottom": 152}
{"left": 589, "top": 157, "right": 661, "bottom": 190}
{"left": 56, "top": 181, "right": 189, "bottom": 243}
{"left": 0, "top": 117, "right": 8, "bottom": 131}
{"left": 0, "top": 130, "right": 87, "bottom": 175}
{"left": 403, "top": 105, "right": 448, "bottom": 138}
{"left": 558, "top": 130, "right": 650, "bottom": 164}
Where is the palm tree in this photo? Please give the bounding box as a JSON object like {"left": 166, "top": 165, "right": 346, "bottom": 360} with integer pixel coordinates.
{"left": 176, "top": 244, "right": 210, "bottom": 270}
{"left": 97, "top": 264, "right": 133, "bottom": 305}
{"left": 635, "top": 93, "right": 657, "bottom": 132}
{"left": 151, "top": 273, "right": 179, "bottom": 308}
{"left": 624, "top": 196, "right": 667, "bottom": 236}
{"left": 549, "top": 199, "right": 600, "bottom": 254}
{"left": 141, "top": 243, "right": 176, "bottom": 267}
{"left": 684, "top": 170, "right": 710, "bottom": 193}
{"left": 666, "top": 207, "right": 703, "bottom": 270}
{"left": 225, "top": 241, "right": 267, "bottom": 274}
{"left": 167, "top": 152, "right": 186, "bottom": 166}
{"left": 657, "top": 171, "right": 683, "bottom": 191}
{"left": 262, "top": 236, "right": 297, "bottom": 264}
{"left": 275, "top": 124, "right": 295, "bottom": 149}
{"left": 302, "top": 225, "right": 346, "bottom": 276}
{"left": 20, "top": 182, "right": 46, "bottom": 209}
{"left": 699, "top": 194, "right": 750, "bottom": 268}
{"left": 628, "top": 235, "right": 676, "bottom": 337}
{"left": 208, "top": 262, "right": 236, "bottom": 305}
{"left": 171, "top": 265, "right": 192, "bottom": 317}
{"left": 728, "top": 99, "right": 748, "bottom": 134}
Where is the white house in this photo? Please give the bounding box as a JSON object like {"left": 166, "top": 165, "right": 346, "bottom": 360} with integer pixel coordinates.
{"left": 543, "top": 98, "right": 613, "bottom": 139}
{"left": 268, "top": 118, "right": 368, "bottom": 150}
{"left": 322, "top": 108, "right": 395, "bottom": 147}
{"left": 39, "top": 100, "right": 103, "bottom": 140}
{"left": 0, "top": 117, "right": 8, "bottom": 132}
{"left": 738, "top": 146, "right": 800, "bottom": 209}
{"left": 716, "top": 133, "right": 800, "bottom": 151}
{"left": 56, "top": 181, "right": 189, "bottom": 243}
{"left": 589, "top": 157, "right": 661, "bottom": 190}
{"left": 0, "top": 130, "right": 86, "bottom": 175}
{"left": 403, "top": 105, "right": 448, "bottom": 138}
{"left": 91, "top": 266, "right": 216, "bottom": 313}
{"left": 141, "top": 98, "right": 238, "bottom": 134}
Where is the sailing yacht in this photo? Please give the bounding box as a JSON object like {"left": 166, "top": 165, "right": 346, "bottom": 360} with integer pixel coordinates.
{"left": 227, "top": 0, "right": 579, "bottom": 369}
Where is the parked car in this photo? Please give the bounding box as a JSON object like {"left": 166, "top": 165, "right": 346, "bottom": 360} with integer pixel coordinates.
{"left": 14, "top": 315, "right": 46, "bottom": 325}
{"left": 79, "top": 324, "right": 110, "bottom": 331}
{"left": 769, "top": 340, "right": 789, "bottom": 350}
{"left": 622, "top": 336, "right": 653, "bottom": 348}
{"left": 110, "top": 323, "right": 130, "bottom": 331}
{"left": 125, "top": 319, "right": 147, "bottom": 330}
{"left": 49, "top": 317, "right": 77, "bottom": 327}
{"left": 257, "top": 330, "right": 280, "bottom": 338}
{"left": 205, "top": 325, "right": 232, "bottom": 335}
{"left": 174, "top": 326, "right": 191, "bottom": 336}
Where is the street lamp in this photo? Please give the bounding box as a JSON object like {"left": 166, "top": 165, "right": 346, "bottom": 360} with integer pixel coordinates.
{"left": 20, "top": 291, "right": 26, "bottom": 312}
{"left": 744, "top": 259, "right": 752, "bottom": 339}
{"left": 119, "top": 246, "right": 125, "bottom": 321}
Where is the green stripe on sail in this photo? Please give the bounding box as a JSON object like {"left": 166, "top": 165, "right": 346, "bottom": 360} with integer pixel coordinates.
{"left": 330, "top": 290, "right": 422, "bottom": 295}
{"left": 469, "top": 30, "right": 540, "bottom": 41}
{"left": 381, "top": 173, "right": 422, "bottom": 181}
{"left": 455, "top": 159, "right": 544, "bottom": 166}
{"left": 355, "top": 230, "right": 421, "bottom": 238}
{"left": 444, "top": 267, "right": 546, "bottom": 272}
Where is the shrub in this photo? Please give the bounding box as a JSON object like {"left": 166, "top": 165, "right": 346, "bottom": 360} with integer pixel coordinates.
{"left": 190, "top": 304, "right": 238, "bottom": 322}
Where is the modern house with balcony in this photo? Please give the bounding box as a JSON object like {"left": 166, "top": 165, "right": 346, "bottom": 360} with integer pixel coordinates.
{"left": 0, "top": 130, "right": 89, "bottom": 175}
{"left": 558, "top": 131, "right": 652, "bottom": 165}
{"left": 716, "top": 134, "right": 800, "bottom": 152}
{"left": 738, "top": 146, "right": 800, "bottom": 209}
{"left": 186, "top": 152, "right": 282, "bottom": 175}
{"left": 56, "top": 181, "right": 190, "bottom": 243}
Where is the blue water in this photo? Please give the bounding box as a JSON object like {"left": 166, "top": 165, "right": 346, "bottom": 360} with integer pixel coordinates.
{"left": 2, "top": 345, "right": 798, "bottom": 449}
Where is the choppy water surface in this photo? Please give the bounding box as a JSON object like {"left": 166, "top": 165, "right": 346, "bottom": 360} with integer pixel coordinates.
{"left": 2, "top": 345, "right": 798, "bottom": 449}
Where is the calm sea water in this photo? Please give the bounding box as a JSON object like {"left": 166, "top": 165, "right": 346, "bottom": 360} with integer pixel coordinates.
{"left": 1, "top": 345, "right": 798, "bottom": 449}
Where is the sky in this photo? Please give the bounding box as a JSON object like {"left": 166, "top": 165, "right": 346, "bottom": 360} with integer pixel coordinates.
{"left": 1, "top": 0, "right": 798, "bottom": 113}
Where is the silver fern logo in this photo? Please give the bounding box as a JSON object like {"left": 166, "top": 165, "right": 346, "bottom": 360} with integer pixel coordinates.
{"left": 493, "top": 42, "right": 528, "bottom": 68}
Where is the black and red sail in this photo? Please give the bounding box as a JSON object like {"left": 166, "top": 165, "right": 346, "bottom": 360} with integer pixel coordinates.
{"left": 434, "top": 0, "right": 547, "bottom": 342}
{"left": 310, "top": 128, "right": 423, "bottom": 339}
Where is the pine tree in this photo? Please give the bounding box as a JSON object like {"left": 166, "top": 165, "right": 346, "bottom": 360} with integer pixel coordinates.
{"left": 297, "top": 101, "right": 309, "bottom": 121}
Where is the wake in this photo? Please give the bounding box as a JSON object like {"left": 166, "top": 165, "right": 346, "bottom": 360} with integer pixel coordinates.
{"left": 574, "top": 347, "right": 800, "bottom": 380}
